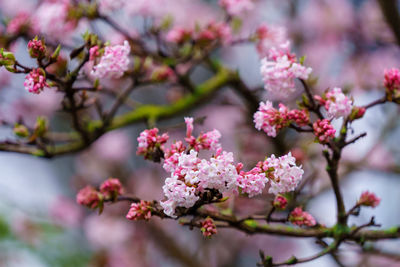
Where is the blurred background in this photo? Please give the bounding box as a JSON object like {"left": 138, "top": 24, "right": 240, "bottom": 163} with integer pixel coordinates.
{"left": 0, "top": 0, "right": 400, "bottom": 266}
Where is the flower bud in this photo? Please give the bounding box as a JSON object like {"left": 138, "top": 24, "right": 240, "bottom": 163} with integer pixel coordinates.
{"left": 14, "top": 124, "right": 30, "bottom": 138}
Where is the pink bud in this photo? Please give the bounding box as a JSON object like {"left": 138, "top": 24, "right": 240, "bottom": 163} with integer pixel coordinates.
{"left": 358, "top": 191, "right": 381, "bottom": 208}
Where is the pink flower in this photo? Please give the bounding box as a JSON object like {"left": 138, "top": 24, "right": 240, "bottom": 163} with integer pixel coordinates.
{"left": 273, "top": 195, "right": 288, "bottom": 210}
{"left": 288, "top": 109, "right": 310, "bottom": 127}
{"left": 196, "top": 22, "right": 232, "bottom": 45}
{"left": 358, "top": 191, "right": 381, "bottom": 208}
{"left": 201, "top": 218, "right": 217, "bottom": 238}
{"left": 163, "top": 141, "right": 186, "bottom": 172}
{"left": 236, "top": 167, "right": 268, "bottom": 197}
{"left": 137, "top": 128, "right": 169, "bottom": 161}
{"left": 126, "top": 201, "right": 152, "bottom": 221}
{"left": 313, "top": 119, "right": 336, "bottom": 144}
{"left": 89, "top": 45, "right": 100, "bottom": 61}
{"left": 27, "top": 38, "right": 46, "bottom": 59}
{"left": 253, "top": 101, "right": 290, "bottom": 137}
{"left": 317, "top": 87, "right": 353, "bottom": 119}
{"left": 91, "top": 40, "right": 131, "bottom": 79}
{"left": 256, "top": 24, "right": 287, "bottom": 58}
{"left": 384, "top": 68, "right": 400, "bottom": 93}
{"left": 34, "top": 0, "right": 77, "bottom": 40}
{"left": 24, "top": 69, "right": 49, "bottom": 94}
{"left": 6, "top": 12, "right": 32, "bottom": 35}
{"left": 260, "top": 54, "right": 312, "bottom": 98}
{"left": 185, "top": 117, "right": 194, "bottom": 138}
{"left": 289, "top": 207, "right": 316, "bottom": 227}
{"left": 219, "top": 0, "right": 254, "bottom": 16}
{"left": 100, "top": 178, "right": 124, "bottom": 200}
{"left": 184, "top": 117, "right": 222, "bottom": 152}
{"left": 166, "top": 27, "right": 192, "bottom": 44}
{"left": 76, "top": 186, "right": 102, "bottom": 209}
{"left": 257, "top": 152, "right": 304, "bottom": 195}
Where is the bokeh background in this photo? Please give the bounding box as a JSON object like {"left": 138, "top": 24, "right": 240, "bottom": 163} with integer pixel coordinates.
{"left": 0, "top": 0, "right": 400, "bottom": 266}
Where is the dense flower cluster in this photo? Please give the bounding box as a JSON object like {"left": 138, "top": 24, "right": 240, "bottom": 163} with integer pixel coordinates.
{"left": 315, "top": 88, "right": 353, "bottom": 119}
{"left": 161, "top": 149, "right": 239, "bottom": 217}
{"left": 313, "top": 119, "right": 336, "bottom": 143}
{"left": 289, "top": 207, "right": 316, "bottom": 227}
{"left": 253, "top": 101, "right": 309, "bottom": 137}
{"left": 201, "top": 218, "right": 217, "bottom": 238}
{"left": 91, "top": 41, "right": 131, "bottom": 79}
{"left": 136, "top": 128, "right": 169, "bottom": 160}
{"left": 236, "top": 167, "right": 267, "bottom": 197}
{"left": 260, "top": 53, "right": 312, "bottom": 98}
{"left": 24, "top": 69, "right": 49, "bottom": 94}
{"left": 384, "top": 68, "right": 400, "bottom": 94}
{"left": 257, "top": 152, "right": 304, "bottom": 195}
{"left": 219, "top": 0, "right": 254, "bottom": 16}
{"left": 76, "top": 186, "right": 103, "bottom": 209}
{"left": 126, "top": 201, "right": 152, "bottom": 221}
{"left": 358, "top": 191, "right": 381, "bottom": 208}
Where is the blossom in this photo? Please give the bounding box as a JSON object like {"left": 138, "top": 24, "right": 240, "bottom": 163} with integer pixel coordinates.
{"left": 6, "top": 12, "right": 32, "bottom": 35}
{"left": 260, "top": 54, "right": 312, "bottom": 98}
{"left": 27, "top": 38, "right": 46, "bottom": 59}
{"left": 384, "top": 68, "right": 400, "bottom": 93}
{"left": 313, "top": 119, "right": 336, "bottom": 143}
{"left": 24, "top": 69, "right": 49, "bottom": 94}
{"left": 273, "top": 195, "right": 288, "bottom": 210}
{"left": 289, "top": 207, "right": 316, "bottom": 227}
{"left": 236, "top": 167, "right": 268, "bottom": 197}
{"left": 316, "top": 88, "right": 353, "bottom": 119}
{"left": 163, "top": 141, "right": 186, "bottom": 173}
{"left": 89, "top": 45, "right": 100, "bottom": 61}
{"left": 253, "top": 101, "right": 289, "bottom": 137}
{"left": 137, "top": 128, "right": 169, "bottom": 161}
{"left": 99, "top": 178, "right": 124, "bottom": 199}
{"left": 358, "top": 191, "right": 381, "bottom": 208}
{"left": 256, "top": 24, "right": 287, "bottom": 58}
{"left": 258, "top": 152, "right": 304, "bottom": 195}
{"left": 126, "top": 201, "right": 152, "bottom": 221}
{"left": 196, "top": 22, "right": 232, "bottom": 45}
{"left": 91, "top": 41, "right": 131, "bottom": 79}
{"left": 184, "top": 117, "right": 222, "bottom": 151}
{"left": 288, "top": 109, "right": 310, "bottom": 126}
{"left": 219, "top": 0, "right": 254, "bottom": 16}
{"left": 76, "top": 186, "right": 102, "bottom": 209}
{"left": 166, "top": 27, "right": 192, "bottom": 44}
{"left": 34, "top": 1, "right": 77, "bottom": 40}
{"left": 201, "top": 218, "right": 217, "bottom": 238}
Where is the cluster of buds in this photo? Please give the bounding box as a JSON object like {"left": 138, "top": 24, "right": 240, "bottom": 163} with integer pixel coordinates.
{"left": 358, "top": 191, "right": 381, "bottom": 208}
{"left": 200, "top": 217, "right": 217, "bottom": 238}
{"left": 383, "top": 68, "right": 400, "bottom": 100}
{"left": 314, "top": 88, "right": 353, "bottom": 119}
{"left": 184, "top": 117, "right": 222, "bottom": 152}
{"left": 289, "top": 207, "right": 316, "bottom": 227}
{"left": 24, "top": 68, "right": 49, "bottom": 94}
{"left": 313, "top": 119, "right": 336, "bottom": 144}
{"left": 136, "top": 128, "right": 169, "bottom": 161}
{"left": 126, "top": 201, "right": 152, "bottom": 221}
{"left": 27, "top": 37, "right": 47, "bottom": 59}
{"left": 76, "top": 178, "right": 124, "bottom": 212}
{"left": 272, "top": 194, "right": 288, "bottom": 210}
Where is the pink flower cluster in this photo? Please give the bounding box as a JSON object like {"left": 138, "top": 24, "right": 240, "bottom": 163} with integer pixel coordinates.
{"left": 315, "top": 88, "right": 353, "bottom": 119}
{"left": 313, "top": 119, "right": 336, "bottom": 144}
{"left": 219, "top": 0, "right": 254, "bottom": 16}
{"left": 91, "top": 41, "right": 131, "bottom": 79}
{"left": 201, "top": 218, "right": 217, "bottom": 238}
{"left": 100, "top": 178, "right": 124, "bottom": 200}
{"left": 256, "top": 24, "right": 287, "bottom": 58}
{"left": 236, "top": 167, "right": 267, "bottom": 197}
{"left": 260, "top": 51, "right": 312, "bottom": 98}
{"left": 126, "top": 201, "right": 152, "bottom": 221}
{"left": 253, "top": 101, "right": 309, "bottom": 137}
{"left": 136, "top": 128, "right": 169, "bottom": 160}
{"left": 161, "top": 149, "right": 239, "bottom": 217}
{"left": 27, "top": 38, "right": 46, "bottom": 59}
{"left": 273, "top": 195, "right": 288, "bottom": 209}
{"left": 358, "top": 191, "right": 381, "bottom": 208}
{"left": 6, "top": 12, "right": 31, "bottom": 35}
{"left": 76, "top": 178, "right": 124, "bottom": 209}
{"left": 384, "top": 68, "right": 400, "bottom": 93}
{"left": 257, "top": 152, "right": 304, "bottom": 195}
{"left": 184, "top": 117, "right": 222, "bottom": 152}
{"left": 289, "top": 207, "right": 316, "bottom": 227}
{"left": 34, "top": 0, "right": 76, "bottom": 40}
{"left": 24, "top": 69, "right": 49, "bottom": 94}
